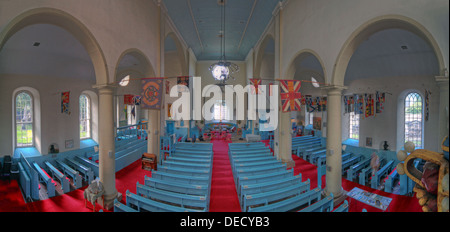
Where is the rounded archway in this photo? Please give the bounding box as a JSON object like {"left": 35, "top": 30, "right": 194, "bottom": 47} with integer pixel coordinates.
{"left": 114, "top": 48, "right": 155, "bottom": 127}
{"left": 254, "top": 34, "right": 275, "bottom": 79}
{"left": 332, "top": 15, "right": 445, "bottom": 87}
{"left": 0, "top": 7, "right": 109, "bottom": 85}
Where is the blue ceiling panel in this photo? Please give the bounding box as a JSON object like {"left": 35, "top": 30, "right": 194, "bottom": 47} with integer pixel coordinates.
{"left": 163, "top": 0, "right": 281, "bottom": 61}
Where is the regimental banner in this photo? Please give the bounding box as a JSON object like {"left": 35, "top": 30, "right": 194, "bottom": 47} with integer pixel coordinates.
{"left": 124, "top": 94, "right": 134, "bottom": 105}
{"left": 177, "top": 76, "right": 190, "bottom": 92}
{"left": 425, "top": 89, "right": 430, "bottom": 121}
{"left": 141, "top": 79, "right": 163, "bottom": 110}
{"left": 280, "top": 80, "right": 302, "bottom": 112}
{"left": 166, "top": 80, "right": 170, "bottom": 94}
{"left": 356, "top": 94, "right": 364, "bottom": 115}
{"left": 305, "top": 95, "right": 315, "bottom": 113}
{"left": 133, "top": 95, "right": 142, "bottom": 106}
{"left": 249, "top": 79, "right": 262, "bottom": 95}
{"left": 61, "top": 91, "right": 70, "bottom": 114}
{"left": 365, "top": 94, "right": 374, "bottom": 118}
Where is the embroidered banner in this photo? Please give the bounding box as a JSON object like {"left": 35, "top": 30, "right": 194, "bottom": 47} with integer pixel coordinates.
{"left": 141, "top": 79, "right": 163, "bottom": 109}
{"left": 356, "top": 94, "right": 364, "bottom": 115}
{"left": 124, "top": 94, "right": 134, "bottom": 105}
{"left": 177, "top": 76, "right": 190, "bottom": 92}
{"left": 425, "top": 90, "right": 430, "bottom": 121}
{"left": 166, "top": 80, "right": 170, "bottom": 94}
{"left": 61, "top": 91, "right": 70, "bottom": 114}
{"left": 133, "top": 95, "right": 142, "bottom": 106}
{"left": 280, "top": 80, "right": 302, "bottom": 112}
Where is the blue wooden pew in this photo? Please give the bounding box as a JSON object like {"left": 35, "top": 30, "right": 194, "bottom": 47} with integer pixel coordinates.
{"left": 237, "top": 169, "right": 294, "bottom": 191}
{"left": 17, "top": 162, "right": 32, "bottom": 200}
{"left": 114, "top": 199, "right": 138, "bottom": 212}
{"left": 231, "top": 156, "right": 277, "bottom": 170}
{"left": 316, "top": 153, "right": 355, "bottom": 188}
{"left": 229, "top": 148, "right": 271, "bottom": 156}
{"left": 298, "top": 193, "right": 334, "bottom": 212}
{"left": 32, "top": 162, "right": 56, "bottom": 198}
{"left": 242, "top": 181, "right": 311, "bottom": 212}
{"left": 247, "top": 187, "right": 322, "bottom": 212}
{"left": 65, "top": 158, "right": 94, "bottom": 183}
{"left": 19, "top": 153, "right": 39, "bottom": 200}
{"left": 150, "top": 172, "right": 210, "bottom": 185}
{"left": 44, "top": 161, "right": 70, "bottom": 194}
{"left": 333, "top": 200, "right": 349, "bottom": 212}
{"left": 55, "top": 159, "right": 83, "bottom": 189}
{"left": 229, "top": 143, "right": 267, "bottom": 150}
{"left": 234, "top": 164, "right": 286, "bottom": 184}
{"left": 166, "top": 156, "right": 211, "bottom": 164}
{"left": 136, "top": 182, "right": 209, "bottom": 211}
{"left": 295, "top": 144, "right": 323, "bottom": 157}
{"left": 162, "top": 160, "right": 211, "bottom": 172}
{"left": 303, "top": 147, "right": 326, "bottom": 161}
{"left": 144, "top": 176, "right": 209, "bottom": 196}
{"left": 308, "top": 149, "right": 327, "bottom": 163}
{"left": 158, "top": 165, "right": 211, "bottom": 177}
{"left": 384, "top": 168, "right": 399, "bottom": 193}
{"left": 358, "top": 159, "right": 386, "bottom": 185}
{"left": 371, "top": 160, "right": 395, "bottom": 189}
{"left": 230, "top": 152, "right": 272, "bottom": 164}
{"left": 76, "top": 156, "right": 99, "bottom": 176}
{"left": 125, "top": 190, "right": 206, "bottom": 212}
{"left": 239, "top": 176, "right": 306, "bottom": 207}
{"left": 347, "top": 157, "right": 371, "bottom": 181}
{"left": 232, "top": 159, "right": 281, "bottom": 174}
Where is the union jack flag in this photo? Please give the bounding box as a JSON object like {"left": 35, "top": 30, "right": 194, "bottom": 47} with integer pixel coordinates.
{"left": 249, "top": 79, "right": 262, "bottom": 95}
{"left": 280, "top": 80, "right": 302, "bottom": 112}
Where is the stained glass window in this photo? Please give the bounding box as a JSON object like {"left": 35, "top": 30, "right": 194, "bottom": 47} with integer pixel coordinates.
{"left": 404, "top": 92, "right": 423, "bottom": 148}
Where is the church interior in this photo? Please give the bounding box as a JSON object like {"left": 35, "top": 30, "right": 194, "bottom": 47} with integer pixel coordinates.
{"left": 0, "top": 0, "right": 448, "bottom": 214}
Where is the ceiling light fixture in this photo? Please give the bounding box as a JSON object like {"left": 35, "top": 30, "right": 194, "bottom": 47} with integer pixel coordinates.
{"left": 209, "top": 0, "right": 239, "bottom": 84}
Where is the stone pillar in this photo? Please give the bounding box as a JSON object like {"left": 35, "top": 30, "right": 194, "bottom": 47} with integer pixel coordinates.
{"left": 279, "top": 110, "right": 295, "bottom": 168}
{"left": 148, "top": 109, "right": 160, "bottom": 163}
{"left": 435, "top": 76, "right": 449, "bottom": 149}
{"left": 321, "top": 85, "right": 347, "bottom": 204}
{"left": 96, "top": 84, "right": 120, "bottom": 210}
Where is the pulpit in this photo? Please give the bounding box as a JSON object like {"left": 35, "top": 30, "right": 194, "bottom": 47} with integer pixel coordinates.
{"left": 142, "top": 153, "right": 157, "bottom": 171}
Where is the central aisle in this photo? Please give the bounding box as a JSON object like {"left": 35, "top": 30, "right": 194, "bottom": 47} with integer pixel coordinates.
{"left": 209, "top": 140, "right": 241, "bottom": 212}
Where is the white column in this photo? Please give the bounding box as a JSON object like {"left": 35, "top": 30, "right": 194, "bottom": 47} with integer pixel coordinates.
{"left": 147, "top": 109, "right": 160, "bottom": 162}
{"left": 279, "top": 111, "right": 294, "bottom": 168}
{"left": 435, "top": 76, "right": 449, "bottom": 149}
{"left": 96, "top": 84, "right": 118, "bottom": 209}
{"left": 322, "top": 85, "right": 347, "bottom": 203}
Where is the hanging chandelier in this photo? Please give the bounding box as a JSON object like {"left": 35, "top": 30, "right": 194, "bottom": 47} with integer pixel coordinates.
{"left": 209, "top": 0, "right": 239, "bottom": 84}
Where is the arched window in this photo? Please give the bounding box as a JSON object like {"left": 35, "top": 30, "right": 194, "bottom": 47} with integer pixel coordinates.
{"left": 349, "top": 111, "right": 360, "bottom": 140}
{"left": 79, "top": 94, "right": 91, "bottom": 139}
{"left": 213, "top": 100, "right": 229, "bottom": 121}
{"left": 15, "top": 92, "right": 33, "bottom": 147}
{"left": 404, "top": 92, "right": 423, "bottom": 148}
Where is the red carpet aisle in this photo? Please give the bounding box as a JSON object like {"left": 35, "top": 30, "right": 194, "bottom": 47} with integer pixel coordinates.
{"left": 0, "top": 179, "right": 28, "bottom": 212}
{"left": 209, "top": 140, "right": 241, "bottom": 212}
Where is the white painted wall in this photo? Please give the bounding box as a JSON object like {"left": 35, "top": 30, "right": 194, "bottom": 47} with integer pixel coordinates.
{"left": 0, "top": 73, "right": 97, "bottom": 156}
{"left": 341, "top": 75, "right": 440, "bottom": 152}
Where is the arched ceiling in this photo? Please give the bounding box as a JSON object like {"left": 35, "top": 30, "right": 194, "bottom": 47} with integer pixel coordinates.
{"left": 0, "top": 24, "right": 95, "bottom": 81}
{"left": 162, "top": 0, "right": 280, "bottom": 61}
{"left": 344, "top": 28, "right": 440, "bottom": 85}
